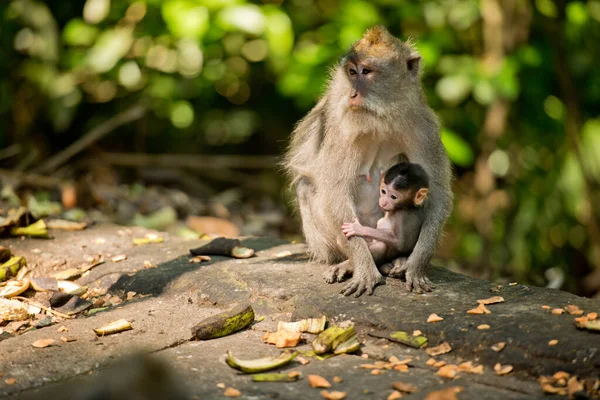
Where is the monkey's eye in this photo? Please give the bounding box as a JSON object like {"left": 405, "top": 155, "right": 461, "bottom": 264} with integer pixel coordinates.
{"left": 391, "top": 195, "right": 397, "bottom": 200}
{"left": 362, "top": 68, "right": 372, "bottom": 75}
{"left": 349, "top": 68, "right": 357, "bottom": 76}
{"left": 381, "top": 189, "right": 386, "bottom": 194}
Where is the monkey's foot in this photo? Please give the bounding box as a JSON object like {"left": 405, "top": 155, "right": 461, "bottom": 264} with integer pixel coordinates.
{"left": 388, "top": 260, "right": 435, "bottom": 294}
{"left": 378, "top": 262, "right": 394, "bottom": 276}
{"left": 341, "top": 268, "right": 383, "bottom": 297}
{"left": 324, "top": 261, "right": 353, "bottom": 283}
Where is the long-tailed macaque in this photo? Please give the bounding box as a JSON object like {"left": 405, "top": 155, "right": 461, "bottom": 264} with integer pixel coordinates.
{"left": 341, "top": 162, "right": 430, "bottom": 273}
{"left": 284, "top": 26, "right": 453, "bottom": 296}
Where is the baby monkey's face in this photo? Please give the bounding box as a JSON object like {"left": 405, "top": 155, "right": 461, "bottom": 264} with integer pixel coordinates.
{"left": 379, "top": 182, "right": 411, "bottom": 212}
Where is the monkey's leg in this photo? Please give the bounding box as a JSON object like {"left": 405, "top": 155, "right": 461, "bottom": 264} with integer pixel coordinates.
{"left": 340, "top": 237, "right": 383, "bottom": 297}
{"left": 324, "top": 260, "right": 354, "bottom": 283}
{"left": 296, "top": 178, "right": 343, "bottom": 264}
{"left": 389, "top": 190, "right": 451, "bottom": 293}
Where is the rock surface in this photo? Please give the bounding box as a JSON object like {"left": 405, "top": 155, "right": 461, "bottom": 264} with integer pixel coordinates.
{"left": 0, "top": 224, "right": 598, "bottom": 399}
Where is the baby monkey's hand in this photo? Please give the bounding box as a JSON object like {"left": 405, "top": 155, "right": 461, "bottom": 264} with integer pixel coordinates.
{"left": 342, "top": 218, "right": 364, "bottom": 238}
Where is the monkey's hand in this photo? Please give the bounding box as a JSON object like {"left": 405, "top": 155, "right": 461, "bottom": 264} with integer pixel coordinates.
{"left": 325, "top": 261, "right": 354, "bottom": 283}
{"left": 341, "top": 218, "right": 364, "bottom": 238}
{"left": 388, "top": 259, "right": 435, "bottom": 294}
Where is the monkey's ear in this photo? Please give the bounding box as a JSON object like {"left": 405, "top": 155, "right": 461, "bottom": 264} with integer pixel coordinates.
{"left": 414, "top": 188, "right": 429, "bottom": 206}
{"left": 407, "top": 53, "right": 421, "bottom": 73}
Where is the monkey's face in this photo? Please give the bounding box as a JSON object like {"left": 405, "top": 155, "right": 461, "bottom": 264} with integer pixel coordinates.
{"left": 379, "top": 183, "right": 429, "bottom": 211}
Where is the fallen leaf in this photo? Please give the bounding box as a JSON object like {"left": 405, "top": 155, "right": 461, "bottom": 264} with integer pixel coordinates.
{"left": 320, "top": 390, "right": 346, "bottom": 400}
{"left": 425, "top": 386, "right": 463, "bottom": 400}
{"left": 477, "top": 324, "right": 490, "bottom": 330}
{"left": 587, "top": 312, "right": 597, "bottom": 320}
{"left": 548, "top": 339, "right": 558, "bottom": 346}
{"left": 143, "top": 260, "right": 156, "bottom": 269}
{"left": 60, "top": 336, "right": 76, "bottom": 343}
{"left": 57, "top": 326, "right": 68, "bottom": 332}
{"left": 308, "top": 375, "right": 331, "bottom": 388}
{"left": 5, "top": 378, "right": 16, "bottom": 385}
{"left": 467, "top": 303, "right": 491, "bottom": 315}
{"left": 371, "top": 369, "right": 382, "bottom": 375}
{"left": 470, "top": 365, "right": 484, "bottom": 374}
{"left": 457, "top": 362, "right": 473, "bottom": 371}
{"left": 387, "top": 391, "right": 403, "bottom": 400}
{"left": 394, "top": 365, "right": 409, "bottom": 372}
{"left": 494, "top": 363, "right": 513, "bottom": 375}
{"left": 273, "top": 251, "right": 292, "bottom": 258}
{"left": 333, "top": 376, "right": 343, "bottom": 383}
{"left": 427, "top": 313, "right": 443, "bottom": 323}
{"left": 437, "top": 365, "right": 458, "bottom": 379}
{"left": 491, "top": 342, "right": 505, "bottom": 352}
{"left": 552, "top": 308, "right": 565, "bottom": 315}
{"left": 567, "top": 376, "right": 584, "bottom": 397}
{"left": 93, "top": 319, "right": 132, "bottom": 336}
{"left": 412, "top": 330, "right": 422, "bottom": 336}
{"left": 552, "top": 371, "right": 570, "bottom": 380}
{"left": 426, "top": 342, "right": 452, "bottom": 357}
{"left": 126, "top": 291, "right": 137, "bottom": 301}
{"left": 262, "top": 330, "right": 302, "bottom": 348}
{"left": 189, "top": 255, "right": 211, "bottom": 263}
{"left": 426, "top": 358, "right": 436, "bottom": 366}
{"left": 478, "top": 296, "right": 504, "bottom": 305}
{"left": 297, "top": 356, "right": 310, "bottom": 365}
{"left": 565, "top": 305, "right": 584, "bottom": 315}
{"left": 224, "top": 387, "right": 241, "bottom": 397}
{"left": 433, "top": 361, "right": 446, "bottom": 368}
{"left": 392, "top": 382, "right": 418, "bottom": 393}
{"left": 541, "top": 305, "right": 551, "bottom": 310}
{"left": 111, "top": 254, "right": 127, "bottom": 263}
{"left": 216, "top": 383, "right": 226, "bottom": 389}
{"left": 32, "top": 339, "right": 55, "bottom": 348}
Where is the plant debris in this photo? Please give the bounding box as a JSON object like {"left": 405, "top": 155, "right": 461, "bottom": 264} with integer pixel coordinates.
{"left": 132, "top": 234, "right": 164, "bottom": 245}
{"left": 191, "top": 304, "right": 254, "bottom": 340}
{"left": 190, "top": 237, "right": 254, "bottom": 259}
{"left": 491, "top": 342, "right": 506, "bottom": 352}
{"left": 427, "top": 313, "right": 443, "bottom": 323}
{"left": 46, "top": 219, "right": 87, "bottom": 231}
{"left": 225, "top": 350, "right": 297, "bottom": 373}
{"left": 392, "top": 381, "right": 418, "bottom": 393}
{"left": 32, "top": 338, "right": 55, "bottom": 348}
{"left": 437, "top": 365, "right": 458, "bottom": 379}
{"left": 189, "top": 255, "right": 211, "bottom": 263}
{"left": 574, "top": 317, "right": 600, "bottom": 332}
{"left": 477, "top": 324, "right": 490, "bottom": 330}
{"left": 552, "top": 308, "right": 565, "bottom": 315}
{"left": 312, "top": 325, "right": 358, "bottom": 355}
{"left": 0, "top": 278, "right": 30, "bottom": 298}
{"left": 424, "top": 386, "right": 464, "bottom": 400}
{"left": 93, "top": 319, "right": 132, "bottom": 336}
{"left": 11, "top": 220, "right": 50, "bottom": 239}
{"left": 277, "top": 315, "right": 327, "bottom": 334}
{"left": 252, "top": 371, "right": 301, "bottom": 382}
{"left": 494, "top": 363, "right": 513, "bottom": 375}
{"left": 262, "top": 330, "right": 302, "bottom": 348}
{"left": 223, "top": 387, "right": 241, "bottom": 397}
{"left": 467, "top": 303, "right": 491, "bottom": 315}
{"left": 320, "top": 391, "right": 346, "bottom": 400}
{"left": 564, "top": 305, "right": 584, "bottom": 315}
{"left": 0, "top": 256, "right": 27, "bottom": 282}
{"left": 0, "top": 298, "right": 30, "bottom": 321}
{"left": 111, "top": 254, "right": 128, "bottom": 263}
{"left": 548, "top": 339, "right": 558, "bottom": 346}
{"left": 308, "top": 374, "right": 331, "bottom": 388}
{"left": 477, "top": 296, "right": 504, "bottom": 305}
{"left": 369, "top": 330, "right": 427, "bottom": 349}
{"left": 426, "top": 342, "right": 452, "bottom": 357}
{"left": 387, "top": 391, "right": 402, "bottom": 400}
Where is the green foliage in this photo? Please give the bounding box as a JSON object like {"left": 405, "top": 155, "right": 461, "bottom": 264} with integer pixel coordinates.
{"left": 1, "top": 0, "right": 600, "bottom": 291}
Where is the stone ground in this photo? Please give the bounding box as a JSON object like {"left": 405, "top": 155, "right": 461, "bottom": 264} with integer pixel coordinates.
{"left": 1, "top": 224, "right": 599, "bottom": 399}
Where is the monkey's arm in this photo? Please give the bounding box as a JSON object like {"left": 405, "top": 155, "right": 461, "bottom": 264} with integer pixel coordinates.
{"left": 342, "top": 220, "right": 398, "bottom": 248}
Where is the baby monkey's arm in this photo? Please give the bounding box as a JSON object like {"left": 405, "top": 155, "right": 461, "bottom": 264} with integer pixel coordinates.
{"left": 341, "top": 218, "right": 398, "bottom": 248}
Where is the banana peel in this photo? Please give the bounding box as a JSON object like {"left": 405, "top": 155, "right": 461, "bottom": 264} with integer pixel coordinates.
{"left": 94, "top": 319, "right": 133, "bottom": 336}
{"left": 191, "top": 304, "right": 254, "bottom": 340}
{"left": 368, "top": 330, "right": 428, "bottom": 349}
{"left": 0, "top": 246, "right": 12, "bottom": 263}
{"left": 252, "top": 372, "right": 301, "bottom": 382}
{"left": 312, "top": 326, "right": 357, "bottom": 355}
{"left": 278, "top": 316, "right": 327, "bottom": 334}
{"left": 0, "top": 278, "right": 30, "bottom": 298}
{"left": 10, "top": 220, "right": 50, "bottom": 239}
{"left": 0, "top": 256, "right": 27, "bottom": 282}
{"left": 225, "top": 350, "right": 297, "bottom": 373}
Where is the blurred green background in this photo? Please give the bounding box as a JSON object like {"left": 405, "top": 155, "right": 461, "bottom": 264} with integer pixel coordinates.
{"left": 1, "top": 0, "right": 599, "bottom": 296}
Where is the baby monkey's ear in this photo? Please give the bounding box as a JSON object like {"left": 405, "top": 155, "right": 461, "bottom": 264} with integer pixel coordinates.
{"left": 414, "top": 188, "right": 429, "bottom": 206}
{"left": 407, "top": 52, "right": 421, "bottom": 74}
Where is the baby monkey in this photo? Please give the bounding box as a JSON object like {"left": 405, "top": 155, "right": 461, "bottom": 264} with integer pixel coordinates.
{"left": 342, "top": 161, "right": 429, "bottom": 269}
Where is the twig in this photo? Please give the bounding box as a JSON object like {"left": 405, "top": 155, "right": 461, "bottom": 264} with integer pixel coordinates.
{"left": 34, "top": 104, "right": 146, "bottom": 174}
{"left": 14, "top": 296, "right": 74, "bottom": 319}
{"left": 0, "top": 168, "right": 62, "bottom": 189}
{"left": 99, "top": 152, "right": 277, "bottom": 170}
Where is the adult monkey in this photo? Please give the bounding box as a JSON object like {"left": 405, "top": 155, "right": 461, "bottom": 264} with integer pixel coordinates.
{"left": 284, "top": 26, "right": 453, "bottom": 296}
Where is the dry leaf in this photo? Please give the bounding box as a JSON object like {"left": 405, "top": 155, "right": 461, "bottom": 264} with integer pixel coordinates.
{"left": 467, "top": 303, "right": 491, "bottom": 315}
{"left": 458, "top": 362, "right": 473, "bottom": 371}
{"left": 387, "top": 391, "right": 403, "bottom": 400}
{"left": 470, "top": 365, "right": 484, "bottom": 374}
{"left": 477, "top": 324, "right": 490, "bottom": 330}
{"left": 552, "top": 371, "right": 570, "bottom": 380}
{"left": 426, "top": 342, "right": 452, "bottom": 356}
{"left": 425, "top": 386, "right": 463, "bottom": 400}
{"left": 333, "top": 376, "right": 343, "bottom": 383}
{"left": 567, "top": 377, "right": 584, "bottom": 397}
{"left": 308, "top": 375, "right": 331, "bottom": 388}
{"left": 491, "top": 342, "right": 505, "bottom": 352}
{"left": 288, "top": 371, "right": 301, "bottom": 379}
{"left": 392, "top": 382, "right": 418, "bottom": 393}
{"left": 478, "top": 296, "right": 504, "bottom": 305}
{"left": 548, "top": 339, "right": 558, "bottom": 346}
{"left": 371, "top": 369, "right": 382, "bottom": 375}
{"left": 542, "top": 305, "right": 551, "bottom": 310}
{"left": 297, "top": 356, "right": 310, "bottom": 365}
{"left": 57, "top": 326, "right": 68, "bottom": 332}
{"left": 143, "top": 260, "right": 156, "bottom": 269}
{"left": 5, "top": 378, "right": 16, "bottom": 385}
{"left": 126, "top": 291, "right": 137, "bottom": 301}
{"left": 437, "top": 365, "right": 458, "bottom": 379}
{"left": 494, "top": 363, "right": 513, "bottom": 375}
{"left": 189, "top": 255, "right": 211, "bottom": 263}
{"left": 273, "top": 251, "right": 292, "bottom": 258}
{"left": 261, "top": 330, "right": 301, "bottom": 348}
{"left": 394, "top": 365, "right": 409, "bottom": 372}
{"left": 320, "top": 390, "right": 346, "bottom": 400}
{"left": 433, "top": 361, "right": 446, "bottom": 368}
{"left": 216, "top": 383, "right": 226, "bottom": 389}
{"left": 32, "top": 339, "right": 55, "bottom": 348}
{"left": 552, "top": 308, "right": 565, "bottom": 315}
{"left": 60, "top": 336, "right": 76, "bottom": 343}
{"left": 111, "top": 254, "right": 127, "bottom": 263}
{"left": 565, "top": 305, "right": 584, "bottom": 315}
{"left": 427, "top": 313, "right": 443, "bottom": 323}
{"left": 224, "top": 387, "right": 241, "bottom": 397}
{"left": 426, "top": 358, "right": 436, "bottom": 366}
{"left": 412, "top": 330, "right": 422, "bottom": 336}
